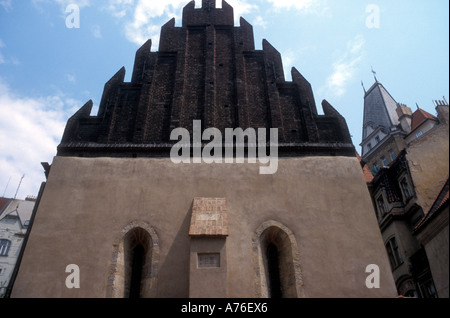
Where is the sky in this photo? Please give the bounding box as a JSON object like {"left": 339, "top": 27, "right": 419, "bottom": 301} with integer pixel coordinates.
{"left": 0, "top": 0, "right": 449, "bottom": 200}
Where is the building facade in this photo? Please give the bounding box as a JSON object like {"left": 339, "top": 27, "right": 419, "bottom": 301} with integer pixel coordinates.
{"left": 11, "top": 0, "right": 396, "bottom": 298}
{"left": 0, "top": 197, "right": 35, "bottom": 298}
{"left": 360, "top": 77, "right": 449, "bottom": 297}
{"left": 414, "top": 178, "right": 449, "bottom": 298}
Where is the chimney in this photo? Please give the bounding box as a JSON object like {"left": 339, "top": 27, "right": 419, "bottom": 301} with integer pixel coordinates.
{"left": 396, "top": 103, "right": 413, "bottom": 133}
{"left": 434, "top": 98, "right": 449, "bottom": 125}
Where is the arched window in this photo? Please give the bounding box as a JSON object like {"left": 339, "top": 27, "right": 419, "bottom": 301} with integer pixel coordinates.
{"left": 266, "top": 243, "right": 282, "bottom": 298}
{"left": 253, "top": 221, "right": 303, "bottom": 298}
{"left": 107, "top": 221, "right": 160, "bottom": 298}
{"left": 124, "top": 229, "right": 150, "bottom": 299}
{"left": 129, "top": 244, "right": 144, "bottom": 298}
{"left": 0, "top": 239, "right": 11, "bottom": 256}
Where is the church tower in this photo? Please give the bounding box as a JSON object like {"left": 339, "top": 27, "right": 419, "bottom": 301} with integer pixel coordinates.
{"left": 11, "top": 0, "right": 396, "bottom": 298}
{"left": 361, "top": 79, "right": 401, "bottom": 158}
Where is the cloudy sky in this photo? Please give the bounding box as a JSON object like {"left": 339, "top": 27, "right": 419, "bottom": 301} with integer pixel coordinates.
{"left": 0, "top": 0, "right": 448, "bottom": 199}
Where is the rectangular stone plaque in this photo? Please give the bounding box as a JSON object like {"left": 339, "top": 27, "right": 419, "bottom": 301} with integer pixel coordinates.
{"left": 189, "top": 198, "right": 228, "bottom": 236}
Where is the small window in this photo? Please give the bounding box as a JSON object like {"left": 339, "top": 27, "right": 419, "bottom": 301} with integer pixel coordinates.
{"left": 377, "top": 195, "right": 387, "bottom": 217}
{"left": 375, "top": 135, "right": 381, "bottom": 143}
{"left": 400, "top": 177, "right": 412, "bottom": 201}
{"left": 386, "top": 237, "right": 403, "bottom": 270}
{"left": 372, "top": 162, "right": 380, "bottom": 176}
{"left": 0, "top": 239, "right": 11, "bottom": 256}
{"left": 381, "top": 156, "right": 388, "bottom": 167}
{"left": 419, "top": 279, "right": 438, "bottom": 298}
{"left": 368, "top": 143, "right": 372, "bottom": 151}
{"left": 389, "top": 149, "right": 396, "bottom": 161}
{"left": 198, "top": 253, "right": 220, "bottom": 268}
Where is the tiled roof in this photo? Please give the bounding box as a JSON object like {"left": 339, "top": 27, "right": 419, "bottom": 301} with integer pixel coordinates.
{"left": 411, "top": 108, "right": 438, "bottom": 131}
{"left": 0, "top": 199, "right": 35, "bottom": 227}
{"left": 0, "top": 197, "right": 12, "bottom": 216}
{"left": 356, "top": 152, "right": 374, "bottom": 183}
{"left": 414, "top": 178, "right": 449, "bottom": 232}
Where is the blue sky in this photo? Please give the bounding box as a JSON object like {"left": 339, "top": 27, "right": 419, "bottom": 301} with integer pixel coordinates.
{"left": 0, "top": 0, "right": 449, "bottom": 199}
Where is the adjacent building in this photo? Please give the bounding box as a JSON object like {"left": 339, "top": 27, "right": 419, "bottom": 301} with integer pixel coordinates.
{"left": 360, "top": 77, "right": 449, "bottom": 297}
{"left": 0, "top": 197, "right": 36, "bottom": 298}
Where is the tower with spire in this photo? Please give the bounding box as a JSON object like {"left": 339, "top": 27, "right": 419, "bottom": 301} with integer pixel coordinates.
{"left": 360, "top": 78, "right": 402, "bottom": 161}
{"left": 358, "top": 71, "right": 449, "bottom": 297}
{"left": 360, "top": 73, "right": 446, "bottom": 175}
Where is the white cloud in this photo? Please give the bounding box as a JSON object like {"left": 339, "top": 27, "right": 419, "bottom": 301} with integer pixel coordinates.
{"left": 0, "top": 78, "right": 75, "bottom": 199}
{"left": 266, "top": 0, "right": 314, "bottom": 11}
{"left": 0, "top": 0, "right": 12, "bottom": 12}
{"left": 116, "top": 0, "right": 185, "bottom": 46}
{"left": 66, "top": 73, "right": 76, "bottom": 83}
{"left": 91, "top": 24, "right": 102, "bottom": 39}
{"left": 224, "top": 0, "right": 258, "bottom": 20}
{"left": 53, "top": 0, "right": 90, "bottom": 10}
{"left": 104, "top": 0, "right": 258, "bottom": 46}
{"left": 0, "top": 39, "right": 20, "bottom": 65}
{"left": 31, "top": 0, "right": 90, "bottom": 16}
{"left": 322, "top": 35, "right": 365, "bottom": 98}
{"left": 103, "top": 0, "right": 133, "bottom": 19}
{"left": 265, "top": 0, "right": 330, "bottom": 17}
{"left": 253, "top": 16, "right": 267, "bottom": 29}
{"left": 0, "top": 39, "right": 4, "bottom": 64}
{"left": 281, "top": 49, "right": 296, "bottom": 80}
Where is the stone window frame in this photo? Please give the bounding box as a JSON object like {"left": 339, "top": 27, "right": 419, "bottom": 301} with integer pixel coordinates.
{"left": 106, "top": 221, "right": 160, "bottom": 298}
{"left": 252, "top": 220, "right": 304, "bottom": 298}
{"left": 0, "top": 239, "right": 11, "bottom": 257}
{"left": 385, "top": 236, "right": 403, "bottom": 270}
{"left": 389, "top": 149, "right": 396, "bottom": 162}
{"left": 399, "top": 175, "right": 413, "bottom": 203}
{"left": 376, "top": 193, "right": 388, "bottom": 220}
{"left": 381, "top": 156, "right": 388, "bottom": 167}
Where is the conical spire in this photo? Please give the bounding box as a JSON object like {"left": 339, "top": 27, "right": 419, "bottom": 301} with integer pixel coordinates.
{"left": 362, "top": 80, "right": 400, "bottom": 140}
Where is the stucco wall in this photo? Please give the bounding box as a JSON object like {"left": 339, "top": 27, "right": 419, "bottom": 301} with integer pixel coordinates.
{"left": 406, "top": 122, "right": 449, "bottom": 213}
{"left": 12, "top": 156, "right": 397, "bottom": 298}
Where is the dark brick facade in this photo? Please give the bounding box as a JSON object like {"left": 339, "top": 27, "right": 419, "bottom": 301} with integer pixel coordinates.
{"left": 58, "top": 0, "right": 354, "bottom": 158}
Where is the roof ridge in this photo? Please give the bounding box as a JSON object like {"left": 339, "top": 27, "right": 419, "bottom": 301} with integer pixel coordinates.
{"left": 411, "top": 108, "right": 438, "bottom": 131}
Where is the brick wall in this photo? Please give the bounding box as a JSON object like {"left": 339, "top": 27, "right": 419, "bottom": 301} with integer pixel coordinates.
{"left": 58, "top": 0, "right": 354, "bottom": 157}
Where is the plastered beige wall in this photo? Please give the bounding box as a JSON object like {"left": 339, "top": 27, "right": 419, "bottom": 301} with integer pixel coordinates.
{"left": 406, "top": 122, "right": 449, "bottom": 213}
{"left": 12, "top": 156, "right": 397, "bottom": 298}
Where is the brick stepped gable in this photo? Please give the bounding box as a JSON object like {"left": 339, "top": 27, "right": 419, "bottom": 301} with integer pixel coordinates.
{"left": 58, "top": 0, "right": 354, "bottom": 158}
